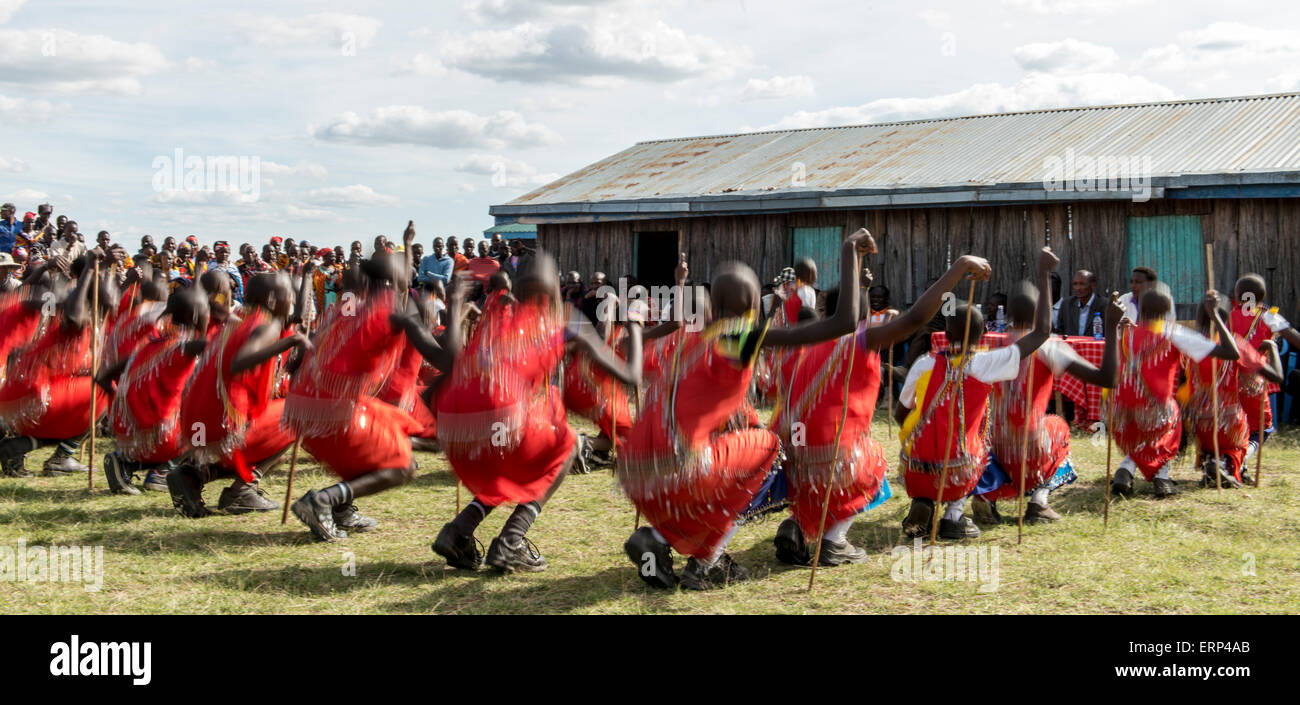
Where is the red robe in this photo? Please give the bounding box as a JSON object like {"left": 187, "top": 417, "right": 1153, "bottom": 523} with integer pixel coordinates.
{"left": 1185, "top": 334, "right": 1265, "bottom": 478}
{"left": 1230, "top": 308, "right": 1277, "bottom": 433}
{"left": 984, "top": 350, "right": 1071, "bottom": 500}
{"left": 110, "top": 328, "right": 199, "bottom": 464}
{"left": 899, "top": 353, "right": 995, "bottom": 503}
{"left": 563, "top": 323, "right": 632, "bottom": 446}
{"left": 619, "top": 315, "right": 781, "bottom": 559}
{"left": 1106, "top": 325, "right": 1182, "bottom": 481}
{"left": 283, "top": 290, "right": 418, "bottom": 480}
{"left": 0, "top": 296, "right": 45, "bottom": 385}
{"left": 0, "top": 320, "right": 110, "bottom": 439}
{"left": 772, "top": 325, "right": 887, "bottom": 537}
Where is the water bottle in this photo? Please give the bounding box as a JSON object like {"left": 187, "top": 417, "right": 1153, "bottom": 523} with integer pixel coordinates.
{"left": 1092, "top": 311, "right": 1103, "bottom": 340}
{"left": 996, "top": 305, "right": 1006, "bottom": 333}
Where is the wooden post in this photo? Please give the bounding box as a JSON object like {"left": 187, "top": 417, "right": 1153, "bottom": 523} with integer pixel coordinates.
{"left": 929, "top": 279, "right": 977, "bottom": 546}
{"left": 1016, "top": 358, "right": 1035, "bottom": 545}
{"left": 280, "top": 439, "right": 301, "bottom": 524}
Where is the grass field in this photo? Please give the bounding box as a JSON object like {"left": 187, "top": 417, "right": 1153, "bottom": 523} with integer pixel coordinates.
{"left": 2, "top": 413, "right": 1297, "bottom": 614}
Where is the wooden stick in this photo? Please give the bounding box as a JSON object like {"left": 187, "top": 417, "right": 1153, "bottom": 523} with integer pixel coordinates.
{"left": 87, "top": 264, "right": 100, "bottom": 490}
{"left": 1206, "top": 242, "right": 1221, "bottom": 493}
{"left": 280, "top": 438, "right": 302, "bottom": 524}
{"left": 809, "top": 334, "right": 857, "bottom": 592}
{"left": 1256, "top": 391, "right": 1265, "bottom": 487}
{"left": 886, "top": 344, "right": 895, "bottom": 436}
{"left": 930, "top": 279, "right": 977, "bottom": 546}
{"left": 1016, "top": 357, "right": 1035, "bottom": 545}
{"left": 1104, "top": 397, "right": 1113, "bottom": 528}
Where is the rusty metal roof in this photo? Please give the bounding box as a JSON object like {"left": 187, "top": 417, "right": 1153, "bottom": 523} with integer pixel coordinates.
{"left": 494, "top": 93, "right": 1300, "bottom": 221}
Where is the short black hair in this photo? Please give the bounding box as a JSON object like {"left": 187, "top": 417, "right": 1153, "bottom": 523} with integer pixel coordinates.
{"left": 1132, "top": 266, "right": 1157, "bottom": 282}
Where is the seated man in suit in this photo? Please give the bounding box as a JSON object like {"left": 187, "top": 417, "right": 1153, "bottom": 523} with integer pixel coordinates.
{"left": 1055, "top": 269, "right": 1106, "bottom": 337}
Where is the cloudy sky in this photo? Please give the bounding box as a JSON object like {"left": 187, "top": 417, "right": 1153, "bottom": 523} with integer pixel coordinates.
{"left": 2, "top": 0, "right": 1299, "bottom": 249}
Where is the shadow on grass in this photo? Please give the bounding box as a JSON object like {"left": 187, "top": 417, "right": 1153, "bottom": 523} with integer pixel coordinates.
{"left": 380, "top": 565, "right": 687, "bottom": 614}
{"left": 73, "top": 527, "right": 310, "bottom": 554}
{"left": 12, "top": 503, "right": 174, "bottom": 526}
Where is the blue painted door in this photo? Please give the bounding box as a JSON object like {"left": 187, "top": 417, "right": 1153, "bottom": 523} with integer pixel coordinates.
{"left": 1125, "top": 215, "right": 1204, "bottom": 314}
{"left": 790, "top": 226, "right": 844, "bottom": 290}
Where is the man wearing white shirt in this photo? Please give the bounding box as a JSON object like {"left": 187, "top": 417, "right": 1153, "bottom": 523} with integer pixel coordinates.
{"left": 1117, "top": 266, "right": 1174, "bottom": 324}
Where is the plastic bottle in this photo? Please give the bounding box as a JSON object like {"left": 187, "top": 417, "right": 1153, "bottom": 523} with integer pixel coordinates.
{"left": 996, "top": 305, "right": 1006, "bottom": 333}
{"left": 1092, "top": 311, "right": 1104, "bottom": 340}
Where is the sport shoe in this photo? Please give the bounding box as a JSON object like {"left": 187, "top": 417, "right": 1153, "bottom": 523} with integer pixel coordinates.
{"left": 485, "top": 536, "right": 548, "bottom": 573}
{"left": 902, "top": 498, "right": 935, "bottom": 539}
{"left": 141, "top": 467, "right": 169, "bottom": 492}
{"left": 590, "top": 447, "right": 614, "bottom": 468}
{"left": 432, "top": 522, "right": 485, "bottom": 570}
{"left": 1, "top": 455, "right": 31, "bottom": 478}
{"left": 104, "top": 452, "right": 141, "bottom": 495}
{"left": 1110, "top": 471, "right": 1134, "bottom": 498}
{"left": 970, "top": 497, "right": 1003, "bottom": 526}
{"left": 573, "top": 435, "right": 592, "bottom": 475}
{"left": 166, "top": 464, "right": 212, "bottom": 518}
{"left": 218, "top": 483, "right": 280, "bottom": 514}
{"left": 938, "top": 515, "right": 981, "bottom": 540}
{"left": 624, "top": 526, "right": 677, "bottom": 588}
{"left": 680, "top": 554, "right": 749, "bottom": 591}
{"left": 42, "top": 451, "right": 88, "bottom": 476}
{"left": 334, "top": 503, "right": 378, "bottom": 532}
{"left": 291, "top": 490, "right": 347, "bottom": 542}
{"left": 1200, "top": 457, "right": 1242, "bottom": 490}
{"left": 773, "top": 518, "right": 810, "bottom": 566}
{"left": 1023, "top": 501, "right": 1062, "bottom": 524}
{"left": 815, "top": 538, "right": 868, "bottom": 566}
{"left": 1152, "top": 477, "right": 1178, "bottom": 499}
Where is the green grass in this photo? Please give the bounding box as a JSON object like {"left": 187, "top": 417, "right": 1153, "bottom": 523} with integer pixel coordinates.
{"left": 2, "top": 413, "right": 1297, "bottom": 614}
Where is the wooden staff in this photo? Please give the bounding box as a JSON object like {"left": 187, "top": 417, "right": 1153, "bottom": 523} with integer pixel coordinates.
{"left": 87, "top": 263, "right": 100, "bottom": 490}
{"left": 1256, "top": 391, "right": 1266, "bottom": 487}
{"left": 633, "top": 382, "right": 642, "bottom": 530}
{"left": 280, "top": 438, "right": 302, "bottom": 524}
{"left": 1016, "top": 357, "right": 1035, "bottom": 545}
{"left": 809, "top": 335, "right": 856, "bottom": 592}
{"left": 1104, "top": 394, "right": 1113, "bottom": 528}
{"left": 930, "top": 279, "right": 977, "bottom": 546}
{"left": 886, "top": 344, "right": 895, "bottom": 436}
{"left": 1206, "top": 242, "right": 1221, "bottom": 493}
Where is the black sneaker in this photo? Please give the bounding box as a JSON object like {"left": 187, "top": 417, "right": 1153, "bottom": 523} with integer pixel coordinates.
{"left": 166, "top": 464, "right": 212, "bottom": 518}
{"left": 334, "top": 503, "right": 378, "bottom": 532}
{"left": 573, "top": 435, "right": 592, "bottom": 475}
{"left": 104, "top": 452, "right": 141, "bottom": 495}
{"left": 141, "top": 467, "right": 169, "bottom": 492}
{"left": 938, "top": 515, "right": 981, "bottom": 540}
{"left": 590, "top": 447, "right": 614, "bottom": 468}
{"left": 680, "top": 554, "right": 749, "bottom": 591}
{"left": 1110, "top": 472, "right": 1134, "bottom": 498}
{"left": 432, "top": 522, "right": 485, "bottom": 570}
{"left": 902, "top": 498, "right": 935, "bottom": 539}
{"left": 970, "top": 497, "right": 1003, "bottom": 526}
{"left": 1201, "top": 458, "right": 1242, "bottom": 490}
{"left": 624, "top": 526, "right": 677, "bottom": 588}
{"left": 218, "top": 483, "right": 280, "bottom": 514}
{"left": 1, "top": 455, "right": 31, "bottom": 478}
{"left": 485, "top": 536, "right": 547, "bottom": 573}
{"left": 815, "top": 538, "right": 868, "bottom": 566}
{"left": 42, "top": 451, "right": 88, "bottom": 477}
{"left": 1152, "top": 477, "right": 1178, "bottom": 499}
{"left": 291, "top": 490, "right": 347, "bottom": 542}
{"left": 1023, "top": 501, "right": 1062, "bottom": 524}
{"left": 773, "top": 518, "right": 810, "bottom": 566}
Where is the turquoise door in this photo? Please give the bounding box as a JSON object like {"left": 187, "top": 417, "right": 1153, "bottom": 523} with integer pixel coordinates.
{"left": 1125, "top": 215, "right": 1204, "bottom": 311}
{"left": 790, "top": 226, "right": 844, "bottom": 290}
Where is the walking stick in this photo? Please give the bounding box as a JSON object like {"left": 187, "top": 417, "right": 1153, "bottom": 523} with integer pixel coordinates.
{"left": 886, "top": 344, "right": 895, "bottom": 437}
{"left": 633, "top": 382, "right": 642, "bottom": 530}
{"left": 280, "top": 438, "right": 302, "bottom": 524}
{"left": 1256, "top": 391, "right": 1266, "bottom": 487}
{"left": 87, "top": 263, "right": 100, "bottom": 489}
{"left": 1104, "top": 395, "right": 1113, "bottom": 528}
{"left": 1016, "top": 358, "right": 1035, "bottom": 545}
{"left": 930, "top": 279, "right": 977, "bottom": 546}
{"left": 809, "top": 336, "right": 856, "bottom": 592}
{"left": 1205, "top": 243, "right": 1221, "bottom": 493}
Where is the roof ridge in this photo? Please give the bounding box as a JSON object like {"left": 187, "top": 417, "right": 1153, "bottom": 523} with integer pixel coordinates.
{"left": 635, "top": 91, "right": 1300, "bottom": 145}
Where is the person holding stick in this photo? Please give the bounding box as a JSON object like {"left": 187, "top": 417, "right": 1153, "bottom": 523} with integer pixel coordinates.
{"left": 1108, "top": 285, "right": 1238, "bottom": 499}
{"left": 894, "top": 247, "right": 1057, "bottom": 540}
{"left": 1185, "top": 303, "right": 1282, "bottom": 489}
{"left": 169, "top": 272, "right": 307, "bottom": 517}
{"left": 1229, "top": 274, "right": 1300, "bottom": 477}
{"left": 620, "top": 229, "right": 873, "bottom": 590}
{"left": 770, "top": 253, "right": 991, "bottom": 566}
{"left": 971, "top": 285, "right": 1123, "bottom": 526}
{"left": 0, "top": 252, "right": 116, "bottom": 477}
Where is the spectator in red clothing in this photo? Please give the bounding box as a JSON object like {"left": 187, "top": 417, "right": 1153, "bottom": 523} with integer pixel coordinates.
{"left": 466, "top": 240, "right": 501, "bottom": 285}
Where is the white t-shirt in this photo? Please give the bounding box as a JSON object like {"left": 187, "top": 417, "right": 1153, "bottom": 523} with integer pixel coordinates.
{"left": 1036, "top": 337, "right": 1085, "bottom": 376}
{"left": 796, "top": 284, "right": 815, "bottom": 310}
{"left": 1261, "top": 309, "right": 1292, "bottom": 333}
{"left": 1166, "top": 324, "right": 1217, "bottom": 363}
{"left": 1119, "top": 291, "right": 1175, "bottom": 324}
{"left": 900, "top": 345, "right": 1022, "bottom": 409}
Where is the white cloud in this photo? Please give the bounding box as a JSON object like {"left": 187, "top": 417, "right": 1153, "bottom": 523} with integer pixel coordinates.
{"left": 463, "top": 0, "right": 623, "bottom": 24}
{"left": 0, "top": 155, "right": 26, "bottom": 172}
{"left": 755, "top": 72, "right": 1179, "bottom": 130}
{"left": 740, "top": 75, "right": 815, "bottom": 101}
{"left": 0, "top": 0, "right": 27, "bottom": 24}
{"left": 284, "top": 204, "right": 339, "bottom": 221}
{"left": 184, "top": 56, "right": 214, "bottom": 71}
{"left": 455, "top": 154, "right": 561, "bottom": 188}
{"left": 0, "top": 92, "right": 54, "bottom": 123}
{"left": 232, "top": 12, "right": 381, "bottom": 50}
{"left": 517, "top": 95, "right": 579, "bottom": 112}
{"left": 918, "top": 9, "right": 951, "bottom": 28}
{"left": 1001, "top": 0, "right": 1145, "bottom": 14}
{"left": 408, "top": 26, "right": 434, "bottom": 37}
{"left": 304, "top": 184, "right": 399, "bottom": 207}
{"left": 390, "top": 53, "right": 448, "bottom": 77}
{"left": 261, "top": 161, "right": 328, "bottom": 180}
{"left": 151, "top": 188, "right": 255, "bottom": 206}
{"left": 1137, "top": 23, "right": 1300, "bottom": 73}
{"left": 2, "top": 187, "right": 47, "bottom": 203}
{"left": 440, "top": 17, "right": 747, "bottom": 84}
{"left": 0, "top": 29, "right": 168, "bottom": 95}
{"left": 310, "top": 106, "right": 562, "bottom": 149}
{"left": 1013, "top": 39, "right": 1117, "bottom": 74}
{"left": 1267, "top": 73, "right": 1300, "bottom": 91}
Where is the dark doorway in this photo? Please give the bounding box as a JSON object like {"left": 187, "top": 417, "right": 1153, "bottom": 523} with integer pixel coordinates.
{"left": 635, "top": 231, "right": 680, "bottom": 288}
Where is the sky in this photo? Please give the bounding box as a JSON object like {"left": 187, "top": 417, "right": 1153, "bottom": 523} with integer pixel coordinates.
{"left": 2, "top": 0, "right": 1300, "bottom": 250}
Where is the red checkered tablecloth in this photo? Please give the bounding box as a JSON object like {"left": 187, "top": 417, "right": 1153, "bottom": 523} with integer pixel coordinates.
{"left": 929, "top": 333, "right": 1105, "bottom": 424}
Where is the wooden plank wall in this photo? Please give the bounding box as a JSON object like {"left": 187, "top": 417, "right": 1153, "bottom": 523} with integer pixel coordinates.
{"left": 537, "top": 198, "right": 1300, "bottom": 317}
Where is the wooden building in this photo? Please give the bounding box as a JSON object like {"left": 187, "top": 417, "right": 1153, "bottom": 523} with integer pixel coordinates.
{"left": 491, "top": 93, "right": 1300, "bottom": 319}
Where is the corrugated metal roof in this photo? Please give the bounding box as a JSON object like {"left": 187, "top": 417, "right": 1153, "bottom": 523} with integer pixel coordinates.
{"left": 482, "top": 223, "right": 537, "bottom": 234}
{"left": 498, "top": 93, "right": 1300, "bottom": 216}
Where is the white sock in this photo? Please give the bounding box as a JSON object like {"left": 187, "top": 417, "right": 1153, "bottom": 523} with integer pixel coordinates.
{"left": 1155, "top": 463, "right": 1171, "bottom": 480}
{"left": 1030, "top": 486, "right": 1050, "bottom": 506}
{"left": 1244, "top": 441, "right": 1259, "bottom": 463}
{"left": 706, "top": 523, "right": 741, "bottom": 566}
{"left": 824, "top": 516, "right": 855, "bottom": 544}
{"left": 943, "top": 501, "right": 964, "bottom": 521}
{"left": 1115, "top": 457, "right": 1135, "bottom": 482}
{"left": 650, "top": 527, "right": 667, "bottom": 544}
